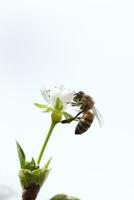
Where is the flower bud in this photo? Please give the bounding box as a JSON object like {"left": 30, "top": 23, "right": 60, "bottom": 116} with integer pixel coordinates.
{"left": 51, "top": 110, "right": 62, "bottom": 124}
{"left": 50, "top": 193, "right": 80, "bottom": 200}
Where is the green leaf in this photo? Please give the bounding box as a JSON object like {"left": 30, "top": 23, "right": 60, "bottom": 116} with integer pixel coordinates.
{"left": 16, "top": 141, "right": 26, "bottom": 168}
{"left": 19, "top": 168, "right": 31, "bottom": 188}
{"left": 43, "top": 107, "right": 54, "bottom": 113}
{"left": 50, "top": 194, "right": 80, "bottom": 200}
{"left": 34, "top": 103, "right": 49, "bottom": 109}
{"left": 19, "top": 166, "right": 50, "bottom": 189}
{"left": 31, "top": 157, "right": 36, "bottom": 167}
{"left": 42, "top": 157, "right": 52, "bottom": 171}
{"left": 35, "top": 103, "right": 54, "bottom": 113}
{"left": 32, "top": 168, "right": 41, "bottom": 176}
{"left": 25, "top": 158, "right": 39, "bottom": 171}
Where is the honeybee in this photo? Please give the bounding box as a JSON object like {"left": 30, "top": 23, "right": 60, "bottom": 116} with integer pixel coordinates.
{"left": 61, "top": 91, "right": 102, "bottom": 134}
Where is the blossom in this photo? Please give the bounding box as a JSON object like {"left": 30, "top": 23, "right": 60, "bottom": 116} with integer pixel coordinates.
{"left": 40, "top": 85, "right": 73, "bottom": 110}
{"left": 35, "top": 85, "right": 74, "bottom": 123}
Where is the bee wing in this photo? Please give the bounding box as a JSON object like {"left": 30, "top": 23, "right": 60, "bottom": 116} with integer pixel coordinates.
{"left": 92, "top": 106, "right": 103, "bottom": 127}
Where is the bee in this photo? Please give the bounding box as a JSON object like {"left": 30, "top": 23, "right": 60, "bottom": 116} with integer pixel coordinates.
{"left": 61, "top": 91, "right": 102, "bottom": 134}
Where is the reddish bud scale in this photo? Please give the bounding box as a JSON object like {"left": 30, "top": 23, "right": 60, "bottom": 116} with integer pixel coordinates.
{"left": 22, "top": 183, "right": 40, "bottom": 200}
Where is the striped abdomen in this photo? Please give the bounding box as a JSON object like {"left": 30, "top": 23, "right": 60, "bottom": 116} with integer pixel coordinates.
{"left": 75, "top": 110, "right": 94, "bottom": 134}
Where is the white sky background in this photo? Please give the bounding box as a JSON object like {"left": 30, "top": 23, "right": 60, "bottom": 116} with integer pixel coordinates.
{"left": 0, "top": 0, "right": 134, "bottom": 199}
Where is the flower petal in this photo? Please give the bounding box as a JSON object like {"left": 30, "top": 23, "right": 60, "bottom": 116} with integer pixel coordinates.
{"left": 50, "top": 87, "right": 61, "bottom": 106}
{"left": 40, "top": 86, "right": 51, "bottom": 103}
{"left": 40, "top": 85, "right": 73, "bottom": 111}
{"left": 61, "top": 89, "right": 73, "bottom": 104}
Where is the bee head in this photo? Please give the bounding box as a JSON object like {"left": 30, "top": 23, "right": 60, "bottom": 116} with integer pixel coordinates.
{"left": 73, "top": 91, "right": 84, "bottom": 102}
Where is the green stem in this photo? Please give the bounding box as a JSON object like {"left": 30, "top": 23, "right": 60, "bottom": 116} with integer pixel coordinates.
{"left": 37, "top": 121, "right": 56, "bottom": 164}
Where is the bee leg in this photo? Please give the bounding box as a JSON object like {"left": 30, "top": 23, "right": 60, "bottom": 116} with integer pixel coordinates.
{"left": 61, "top": 110, "right": 84, "bottom": 124}
{"left": 67, "top": 102, "right": 77, "bottom": 106}
{"left": 61, "top": 118, "right": 73, "bottom": 123}
{"left": 75, "top": 116, "right": 81, "bottom": 121}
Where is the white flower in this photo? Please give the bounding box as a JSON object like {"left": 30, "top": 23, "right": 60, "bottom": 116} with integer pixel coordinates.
{"left": 35, "top": 85, "right": 74, "bottom": 123}
{"left": 40, "top": 85, "right": 73, "bottom": 110}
